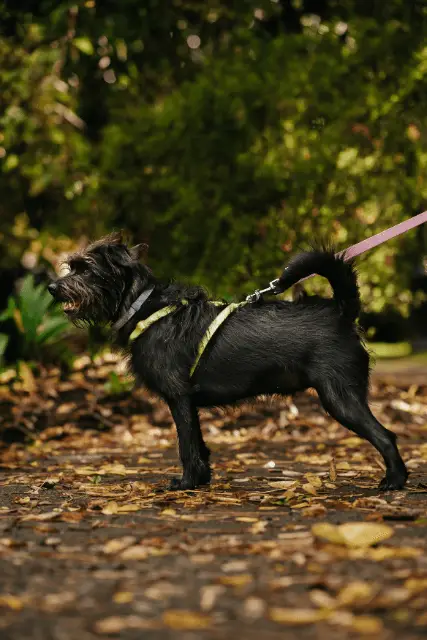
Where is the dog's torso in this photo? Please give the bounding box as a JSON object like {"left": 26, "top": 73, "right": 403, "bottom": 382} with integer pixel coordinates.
{"left": 127, "top": 298, "right": 367, "bottom": 407}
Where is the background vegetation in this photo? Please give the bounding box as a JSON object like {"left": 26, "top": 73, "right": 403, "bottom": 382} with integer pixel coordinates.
{"left": 1, "top": 0, "right": 427, "bottom": 362}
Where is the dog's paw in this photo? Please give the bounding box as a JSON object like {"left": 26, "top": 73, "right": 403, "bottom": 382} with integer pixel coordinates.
{"left": 169, "top": 466, "right": 211, "bottom": 491}
{"left": 169, "top": 477, "right": 196, "bottom": 491}
{"left": 378, "top": 471, "right": 408, "bottom": 491}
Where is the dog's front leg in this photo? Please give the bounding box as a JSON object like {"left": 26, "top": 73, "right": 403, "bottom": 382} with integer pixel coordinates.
{"left": 167, "top": 397, "right": 211, "bottom": 490}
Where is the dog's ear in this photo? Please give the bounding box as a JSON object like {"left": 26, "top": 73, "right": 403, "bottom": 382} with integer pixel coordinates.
{"left": 129, "top": 243, "right": 149, "bottom": 261}
{"left": 106, "top": 230, "right": 124, "bottom": 245}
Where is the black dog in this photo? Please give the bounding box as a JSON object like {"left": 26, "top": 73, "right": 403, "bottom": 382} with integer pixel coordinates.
{"left": 48, "top": 233, "right": 408, "bottom": 491}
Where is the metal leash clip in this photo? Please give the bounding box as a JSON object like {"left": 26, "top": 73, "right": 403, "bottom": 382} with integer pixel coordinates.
{"left": 246, "top": 278, "right": 283, "bottom": 303}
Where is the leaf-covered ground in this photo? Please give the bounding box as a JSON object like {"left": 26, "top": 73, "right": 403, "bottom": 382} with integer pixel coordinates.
{"left": 1, "top": 355, "right": 427, "bottom": 639}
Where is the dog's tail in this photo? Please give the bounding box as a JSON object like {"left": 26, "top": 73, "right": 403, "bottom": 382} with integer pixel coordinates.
{"left": 277, "top": 250, "right": 360, "bottom": 321}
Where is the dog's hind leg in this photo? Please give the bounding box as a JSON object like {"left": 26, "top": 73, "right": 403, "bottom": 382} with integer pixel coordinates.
{"left": 167, "top": 397, "right": 211, "bottom": 490}
{"left": 315, "top": 381, "right": 408, "bottom": 490}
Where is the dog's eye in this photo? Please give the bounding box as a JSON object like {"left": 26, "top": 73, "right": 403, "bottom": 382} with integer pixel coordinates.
{"left": 73, "top": 261, "right": 89, "bottom": 275}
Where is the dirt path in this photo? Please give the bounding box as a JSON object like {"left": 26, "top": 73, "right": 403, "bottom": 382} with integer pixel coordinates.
{"left": 1, "top": 361, "right": 427, "bottom": 639}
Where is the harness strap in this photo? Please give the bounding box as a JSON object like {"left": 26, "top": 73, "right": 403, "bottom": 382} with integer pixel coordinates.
{"left": 190, "top": 301, "right": 247, "bottom": 378}
{"left": 127, "top": 299, "right": 247, "bottom": 379}
{"left": 129, "top": 305, "right": 178, "bottom": 342}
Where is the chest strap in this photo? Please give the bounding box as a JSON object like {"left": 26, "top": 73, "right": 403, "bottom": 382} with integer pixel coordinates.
{"left": 190, "top": 302, "right": 247, "bottom": 377}
{"left": 128, "top": 300, "right": 248, "bottom": 378}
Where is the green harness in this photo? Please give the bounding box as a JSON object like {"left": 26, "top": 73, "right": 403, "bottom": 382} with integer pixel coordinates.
{"left": 128, "top": 300, "right": 248, "bottom": 378}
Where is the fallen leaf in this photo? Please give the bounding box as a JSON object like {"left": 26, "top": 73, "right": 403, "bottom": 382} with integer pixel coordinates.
{"left": 219, "top": 574, "right": 253, "bottom": 587}
{"left": 20, "top": 511, "right": 60, "bottom": 522}
{"left": 268, "top": 481, "right": 296, "bottom": 490}
{"left": 101, "top": 501, "right": 119, "bottom": 515}
{"left": 120, "top": 545, "right": 148, "bottom": 561}
{"left": 113, "top": 592, "right": 134, "bottom": 604}
{"left": 352, "top": 615, "right": 383, "bottom": 635}
{"left": 302, "top": 483, "right": 318, "bottom": 496}
{"left": 336, "top": 461, "right": 350, "bottom": 470}
{"left": 270, "top": 608, "right": 328, "bottom": 624}
{"left": 200, "top": 585, "right": 225, "bottom": 612}
{"left": 94, "top": 615, "right": 158, "bottom": 633}
{"left": 250, "top": 520, "right": 268, "bottom": 534}
{"left": 304, "top": 473, "right": 322, "bottom": 488}
{"left": 243, "top": 597, "right": 266, "bottom": 619}
{"left": 329, "top": 459, "right": 337, "bottom": 481}
{"left": 404, "top": 578, "right": 427, "bottom": 594}
{"left": 103, "top": 536, "right": 137, "bottom": 555}
{"left": 117, "top": 503, "right": 141, "bottom": 513}
{"left": 162, "top": 610, "right": 211, "bottom": 630}
{"left": 337, "top": 581, "right": 375, "bottom": 606}
{"left": 0, "top": 595, "right": 24, "bottom": 610}
{"left": 312, "top": 522, "right": 393, "bottom": 548}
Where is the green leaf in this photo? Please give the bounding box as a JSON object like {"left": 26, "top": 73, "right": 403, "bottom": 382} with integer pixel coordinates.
{"left": 73, "top": 37, "right": 94, "bottom": 55}
{"left": 4, "top": 154, "right": 19, "bottom": 171}
{"left": 0, "top": 333, "right": 8, "bottom": 364}
{"left": 37, "top": 315, "right": 70, "bottom": 345}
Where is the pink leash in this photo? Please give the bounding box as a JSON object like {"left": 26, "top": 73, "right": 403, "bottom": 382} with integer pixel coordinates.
{"left": 301, "top": 210, "right": 427, "bottom": 283}
{"left": 247, "top": 211, "right": 427, "bottom": 301}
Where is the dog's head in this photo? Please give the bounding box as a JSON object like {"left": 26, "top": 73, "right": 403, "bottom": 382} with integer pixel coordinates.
{"left": 48, "top": 232, "right": 152, "bottom": 325}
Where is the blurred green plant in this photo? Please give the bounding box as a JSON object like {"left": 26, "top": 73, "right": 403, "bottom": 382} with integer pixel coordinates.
{"left": 0, "top": 275, "right": 72, "bottom": 365}
{"left": 0, "top": 333, "right": 8, "bottom": 368}
{"left": 104, "top": 371, "right": 133, "bottom": 396}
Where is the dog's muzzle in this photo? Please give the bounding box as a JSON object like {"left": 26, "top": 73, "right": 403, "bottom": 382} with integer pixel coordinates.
{"left": 48, "top": 282, "right": 58, "bottom": 297}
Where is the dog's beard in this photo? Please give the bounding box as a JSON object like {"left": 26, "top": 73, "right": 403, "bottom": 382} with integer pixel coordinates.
{"left": 57, "top": 277, "right": 125, "bottom": 327}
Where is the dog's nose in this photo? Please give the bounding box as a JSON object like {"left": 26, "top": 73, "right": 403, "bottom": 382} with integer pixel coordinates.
{"left": 48, "top": 282, "right": 57, "bottom": 296}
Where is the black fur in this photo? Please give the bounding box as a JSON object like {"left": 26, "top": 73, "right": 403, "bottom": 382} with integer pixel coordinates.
{"left": 48, "top": 233, "right": 408, "bottom": 492}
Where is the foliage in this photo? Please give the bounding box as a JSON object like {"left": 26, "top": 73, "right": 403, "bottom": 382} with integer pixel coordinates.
{"left": 104, "top": 371, "right": 133, "bottom": 396}
{"left": 0, "top": 333, "right": 8, "bottom": 368}
{"left": 1, "top": 1, "right": 427, "bottom": 317}
{"left": 0, "top": 275, "right": 72, "bottom": 364}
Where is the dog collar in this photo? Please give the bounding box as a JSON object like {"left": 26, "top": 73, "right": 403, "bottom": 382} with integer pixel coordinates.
{"left": 113, "top": 286, "right": 155, "bottom": 331}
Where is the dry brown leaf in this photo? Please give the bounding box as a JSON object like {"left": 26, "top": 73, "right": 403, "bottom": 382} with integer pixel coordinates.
{"left": 219, "top": 574, "right": 253, "bottom": 587}
{"left": 404, "top": 578, "right": 427, "bottom": 594}
{"left": 117, "top": 503, "right": 141, "bottom": 513}
{"left": 243, "top": 597, "right": 266, "bottom": 619}
{"left": 250, "top": 520, "right": 268, "bottom": 534}
{"left": 301, "top": 504, "right": 327, "bottom": 517}
{"left": 101, "top": 501, "right": 119, "bottom": 515}
{"left": 20, "top": 511, "right": 60, "bottom": 522}
{"left": 304, "top": 473, "right": 322, "bottom": 488}
{"left": 365, "top": 546, "right": 422, "bottom": 561}
{"left": 268, "top": 481, "right": 296, "bottom": 490}
{"left": 235, "top": 517, "right": 258, "bottom": 523}
{"left": 94, "top": 615, "right": 158, "bottom": 634}
{"left": 312, "top": 522, "right": 393, "bottom": 548}
{"left": 0, "top": 595, "right": 24, "bottom": 610}
{"left": 351, "top": 615, "right": 383, "bottom": 635}
{"left": 329, "top": 459, "right": 337, "bottom": 482}
{"left": 302, "top": 482, "right": 318, "bottom": 496}
{"left": 113, "top": 592, "right": 134, "bottom": 604}
{"left": 336, "top": 461, "right": 351, "bottom": 470}
{"left": 103, "top": 536, "right": 136, "bottom": 555}
{"left": 337, "top": 581, "right": 375, "bottom": 606}
{"left": 270, "top": 608, "right": 328, "bottom": 624}
{"left": 19, "top": 362, "right": 36, "bottom": 393}
{"left": 200, "top": 585, "right": 225, "bottom": 612}
{"left": 120, "top": 545, "right": 148, "bottom": 561}
{"left": 162, "top": 610, "right": 212, "bottom": 630}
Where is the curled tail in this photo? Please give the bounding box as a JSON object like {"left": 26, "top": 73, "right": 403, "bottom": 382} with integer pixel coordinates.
{"left": 277, "top": 250, "right": 360, "bottom": 321}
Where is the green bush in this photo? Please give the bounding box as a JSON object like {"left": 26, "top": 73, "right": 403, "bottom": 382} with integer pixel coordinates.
{"left": 0, "top": 275, "right": 72, "bottom": 365}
